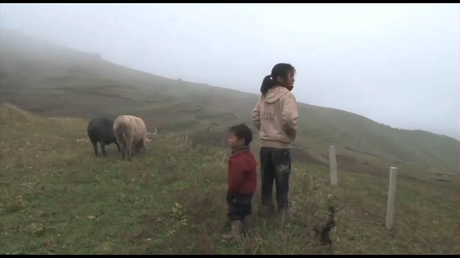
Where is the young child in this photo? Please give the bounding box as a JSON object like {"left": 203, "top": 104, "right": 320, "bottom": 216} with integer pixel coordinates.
{"left": 222, "top": 124, "right": 258, "bottom": 241}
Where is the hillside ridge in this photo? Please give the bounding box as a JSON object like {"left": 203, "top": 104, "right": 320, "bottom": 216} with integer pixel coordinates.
{"left": 0, "top": 28, "right": 458, "bottom": 178}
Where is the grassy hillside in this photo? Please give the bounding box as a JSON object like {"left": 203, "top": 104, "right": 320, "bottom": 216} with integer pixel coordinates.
{"left": 0, "top": 103, "right": 458, "bottom": 254}
{"left": 0, "top": 29, "right": 458, "bottom": 182}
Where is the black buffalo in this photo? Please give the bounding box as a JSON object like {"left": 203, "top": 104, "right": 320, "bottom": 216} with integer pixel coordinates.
{"left": 87, "top": 117, "right": 120, "bottom": 156}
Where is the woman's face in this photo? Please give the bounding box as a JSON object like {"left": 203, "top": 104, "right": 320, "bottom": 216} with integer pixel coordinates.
{"left": 278, "top": 70, "right": 295, "bottom": 91}
{"left": 286, "top": 70, "right": 295, "bottom": 91}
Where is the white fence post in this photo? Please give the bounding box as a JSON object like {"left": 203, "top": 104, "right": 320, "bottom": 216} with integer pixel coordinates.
{"left": 329, "top": 146, "right": 338, "bottom": 186}
{"left": 154, "top": 128, "right": 158, "bottom": 137}
{"left": 386, "top": 167, "right": 398, "bottom": 229}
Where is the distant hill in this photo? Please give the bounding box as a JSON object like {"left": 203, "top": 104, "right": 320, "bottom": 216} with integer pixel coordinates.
{"left": 0, "top": 28, "right": 458, "bottom": 179}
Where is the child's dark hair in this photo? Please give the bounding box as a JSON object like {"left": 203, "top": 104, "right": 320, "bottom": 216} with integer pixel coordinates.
{"left": 229, "top": 124, "right": 253, "bottom": 146}
{"left": 260, "top": 63, "right": 296, "bottom": 97}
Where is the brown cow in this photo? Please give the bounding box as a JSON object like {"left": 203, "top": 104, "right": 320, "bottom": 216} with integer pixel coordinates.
{"left": 113, "top": 115, "right": 150, "bottom": 161}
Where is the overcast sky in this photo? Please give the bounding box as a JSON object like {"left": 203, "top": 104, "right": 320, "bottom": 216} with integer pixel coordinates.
{"left": 1, "top": 4, "right": 459, "bottom": 139}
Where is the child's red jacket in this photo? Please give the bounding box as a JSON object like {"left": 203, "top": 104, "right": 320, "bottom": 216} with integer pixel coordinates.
{"left": 227, "top": 147, "right": 257, "bottom": 195}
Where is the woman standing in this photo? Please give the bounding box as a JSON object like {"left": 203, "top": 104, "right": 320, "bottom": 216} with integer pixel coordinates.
{"left": 252, "top": 63, "right": 299, "bottom": 218}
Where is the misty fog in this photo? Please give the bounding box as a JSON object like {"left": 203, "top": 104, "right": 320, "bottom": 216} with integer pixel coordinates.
{"left": 0, "top": 4, "right": 459, "bottom": 139}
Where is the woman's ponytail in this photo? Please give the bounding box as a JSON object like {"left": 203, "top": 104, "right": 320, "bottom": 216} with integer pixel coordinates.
{"left": 260, "top": 74, "right": 275, "bottom": 97}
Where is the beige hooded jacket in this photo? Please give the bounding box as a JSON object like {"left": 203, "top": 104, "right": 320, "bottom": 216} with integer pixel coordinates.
{"left": 252, "top": 86, "right": 299, "bottom": 149}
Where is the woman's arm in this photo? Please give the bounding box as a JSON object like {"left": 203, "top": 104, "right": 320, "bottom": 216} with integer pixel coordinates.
{"left": 281, "top": 93, "right": 299, "bottom": 140}
{"left": 252, "top": 100, "right": 261, "bottom": 130}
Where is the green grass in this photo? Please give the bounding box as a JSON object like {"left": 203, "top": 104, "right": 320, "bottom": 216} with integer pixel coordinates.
{"left": 0, "top": 104, "right": 458, "bottom": 254}
{"left": 0, "top": 28, "right": 458, "bottom": 182}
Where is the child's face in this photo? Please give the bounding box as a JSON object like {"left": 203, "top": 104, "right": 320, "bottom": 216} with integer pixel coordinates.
{"left": 228, "top": 132, "right": 245, "bottom": 149}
